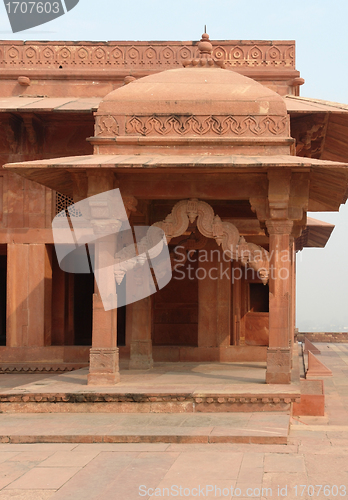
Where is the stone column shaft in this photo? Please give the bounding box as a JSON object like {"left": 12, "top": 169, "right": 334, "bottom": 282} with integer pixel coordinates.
{"left": 129, "top": 296, "right": 153, "bottom": 369}
{"left": 265, "top": 220, "right": 293, "bottom": 384}
{"left": 86, "top": 171, "right": 120, "bottom": 386}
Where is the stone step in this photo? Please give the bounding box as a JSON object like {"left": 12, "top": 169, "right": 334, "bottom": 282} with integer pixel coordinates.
{"left": 0, "top": 391, "right": 300, "bottom": 413}
{"left": 0, "top": 412, "right": 290, "bottom": 444}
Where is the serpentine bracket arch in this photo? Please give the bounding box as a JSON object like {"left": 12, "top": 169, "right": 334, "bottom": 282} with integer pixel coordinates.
{"left": 153, "top": 199, "right": 270, "bottom": 284}
{"left": 113, "top": 198, "right": 270, "bottom": 285}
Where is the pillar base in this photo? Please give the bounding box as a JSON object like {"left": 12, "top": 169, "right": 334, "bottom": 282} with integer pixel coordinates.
{"left": 265, "top": 347, "right": 291, "bottom": 384}
{"left": 129, "top": 340, "right": 153, "bottom": 370}
{"left": 87, "top": 347, "right": 120, "bottom": 386}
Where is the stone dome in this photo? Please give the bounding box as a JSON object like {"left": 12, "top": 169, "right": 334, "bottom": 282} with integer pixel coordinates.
{"left": 92, "top": 35, "right": 291, "bottom": 155}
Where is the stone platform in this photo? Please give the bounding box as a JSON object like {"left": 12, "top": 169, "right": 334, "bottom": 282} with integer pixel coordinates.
{"left": 0, "top": 361, "right": 301, "bottom": 414}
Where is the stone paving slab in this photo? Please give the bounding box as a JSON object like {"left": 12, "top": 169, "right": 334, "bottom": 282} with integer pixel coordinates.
{"left": 0, "top": 412, "right": 290, "bottom": 445}
{"left": 0, "top": 343, "right": 345, "bottom": 498}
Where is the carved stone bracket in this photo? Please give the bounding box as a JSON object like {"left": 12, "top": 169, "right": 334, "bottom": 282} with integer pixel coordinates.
{"left": 251, "top": 170, "right": 309, "bottom": 239}
{"left": 122, "top": 195, "right": 138, "bottom": 218}
{"left": 22, "top": 114, "right": 41, "bottom": 153}
{"left": 154, "top": 199, "right": 270, "bottom": 284}
{"left": 2, "top": 114, "right": 21, "bottom": 154}
{"left": 112, "top": 199, "right": 270, "bottom": 285}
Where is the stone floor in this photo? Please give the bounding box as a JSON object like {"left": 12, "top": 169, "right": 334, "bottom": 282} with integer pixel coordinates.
{"left": 0, "top": 361, "right": 270, "bottom": 394}
{"left": 0, "top": 359, "right": 301, "bottom": 401}
{"left": 0, "top": 359, "right": 301, "bottom": 415}
{"left": 0, "top": 343, "right": 346, "bottom": 499}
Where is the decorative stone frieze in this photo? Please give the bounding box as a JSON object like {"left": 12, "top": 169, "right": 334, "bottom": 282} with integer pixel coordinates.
{"left": 123, "top": 114, "right": 288, "bottom": 138}
{"left": 0, "top": 41, "right": 295, "bottom": 71}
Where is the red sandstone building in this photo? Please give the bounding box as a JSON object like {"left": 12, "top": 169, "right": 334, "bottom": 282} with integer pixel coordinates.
{"left": 0, "top": 34, "right": 347, "bottom": 387}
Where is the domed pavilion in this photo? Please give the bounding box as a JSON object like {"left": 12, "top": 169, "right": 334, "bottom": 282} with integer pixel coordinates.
{"left": 3, "top": 33, "right": 348, "bottom": 391}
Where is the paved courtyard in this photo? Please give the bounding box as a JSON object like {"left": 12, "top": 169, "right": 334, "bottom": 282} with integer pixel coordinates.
{"left": 0, "top": 343, "right": 346, "bottom": 499}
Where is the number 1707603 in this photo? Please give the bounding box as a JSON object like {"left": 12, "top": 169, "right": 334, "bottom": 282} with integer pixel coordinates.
{"left": 5, "top": 1, "right": 61, "bottom": 14}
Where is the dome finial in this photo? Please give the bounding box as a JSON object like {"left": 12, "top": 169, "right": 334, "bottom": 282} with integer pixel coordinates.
{"left": 197, "top": 31, "right": 213, "bottom": 58}
{"left": 182, "top": 32, "right": 225, "bottom": 69}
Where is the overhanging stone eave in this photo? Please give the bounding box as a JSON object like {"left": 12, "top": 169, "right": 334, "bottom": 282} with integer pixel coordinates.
{"left": 4, "top": 153, "right": 348, "bottom": 200}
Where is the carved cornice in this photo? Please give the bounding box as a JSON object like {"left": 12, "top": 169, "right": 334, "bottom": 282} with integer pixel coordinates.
{"left": 0, "top": 41, "right": 295, "bottom": 72}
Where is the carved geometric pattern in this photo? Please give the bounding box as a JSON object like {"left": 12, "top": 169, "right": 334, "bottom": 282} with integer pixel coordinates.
{"left": 153, "top": 199, "right": 270, "bottom": 283}
{"left": 96, "top": 115, "right": 119, "bottom": 136}
{"left": 0, "top": 42, "right": 295, "bottom": 70}
{"left": 0, "top": 364, "right": 87, "bottom": 374}
{"left": 55, "top": 192, "right": 82, "bottom": 218}
{"left": 125, "top": 115, "right": 288, "bottom": 137}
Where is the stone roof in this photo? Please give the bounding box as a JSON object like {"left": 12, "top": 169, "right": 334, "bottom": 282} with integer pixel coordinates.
{"left": 92, "top": 34, "right": 291, "bottom": 156}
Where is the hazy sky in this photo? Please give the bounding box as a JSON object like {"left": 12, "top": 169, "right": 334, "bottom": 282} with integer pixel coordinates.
{"left": 1, "top": 0, "right": 347, "bottom": 331}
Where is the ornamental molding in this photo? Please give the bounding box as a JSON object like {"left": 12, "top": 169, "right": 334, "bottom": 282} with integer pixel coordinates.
{"left": 0, "top": 393, "right": 300, "bottom": 405}
{"left": 0, "top": 364, "right": 87, "bottom": 374}
{"left": 124, "top": 115, "right": 288, "bottom": 137}
{"left": 0, "top": 42, "right": 295, "bottom": 71}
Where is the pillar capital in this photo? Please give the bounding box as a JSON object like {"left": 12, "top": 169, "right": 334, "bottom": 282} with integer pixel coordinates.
{"left": 266, "top": 220, "right": 293, "bottom": 236}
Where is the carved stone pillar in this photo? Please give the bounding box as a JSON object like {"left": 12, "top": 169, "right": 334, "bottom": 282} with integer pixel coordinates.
{"left": 265, "top": 220, "right": 293, "bottom": 384}
{"left": 88, "top": 233, "right": 119, "bottom": 385}
{"left": 86, "top": 171, "right": 120, "bottom": 386}
{"left": 129, "top": 296, "right": 153, "bottom": 370}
